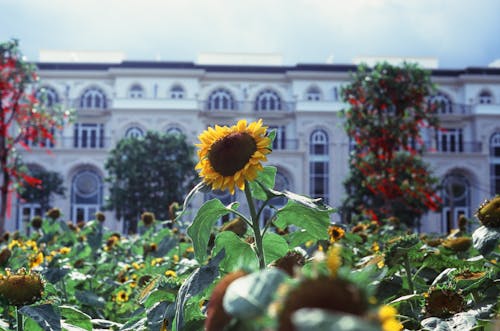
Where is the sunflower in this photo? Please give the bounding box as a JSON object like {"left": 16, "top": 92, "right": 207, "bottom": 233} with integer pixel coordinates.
{"left": 196, "top": 119, "right": 271, "bottom": 194}
{"left": 115, "top": 290, "right": 129, "bottom": 303}
{"left": 327, "top": 225, "right": 345, "bottom": 243}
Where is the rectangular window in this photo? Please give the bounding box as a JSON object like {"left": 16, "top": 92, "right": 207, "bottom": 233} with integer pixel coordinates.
{"left": 268, "top": 125, "right": 287, "bottom": 150}
{"left": 23, "top": 127, "right": 55, "bottom": 148}
{"left": 74, "top": 123, "right": 105, "bottom": 148}
{"left": 437, "top": 128, "right": 463, "bottom": 152}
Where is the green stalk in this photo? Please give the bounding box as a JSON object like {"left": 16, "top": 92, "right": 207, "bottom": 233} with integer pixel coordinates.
{"left": 16, "top": 307, "right": 23, "bottom": 331}
{"left": 403, "top": 255, "right": 415, "bottom": 294}
{"left": 244, "top": 182, "right": 265, "bottom": 269}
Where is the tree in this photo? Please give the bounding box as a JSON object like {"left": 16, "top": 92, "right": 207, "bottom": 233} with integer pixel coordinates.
{"left": 19, "top": 167, "right": 66, "bottom": 213}
{"left": 105, "top": 131, "right": 197, "bottom": 233}
{"left": 0, "top": 40, "right": 69, "bottom": 233}
{"left": 340, "top": 62, "right": 442, "bottom": 226}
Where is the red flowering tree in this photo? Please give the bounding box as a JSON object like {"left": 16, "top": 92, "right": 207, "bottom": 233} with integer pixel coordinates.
{"left": 341, "top": 62, "right": 442, "bottom": 226}
{"left": 0, "top": 40, "right": 69, "bottom": 233}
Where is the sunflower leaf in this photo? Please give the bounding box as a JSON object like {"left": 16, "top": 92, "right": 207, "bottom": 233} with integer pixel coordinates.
{"left": 250, "top": 166, "right": 277, "bottom": 201}
{"left": 19, "top": 304, "right": 61, "bottom": 331}
{"left": 187, "top": 198, "right": 232, "bottom": 263}
{"left": 274, "top": 201, "right": 331, "bottom": 240}
{"left": 213, "top": 231, "right": 258, "bottom": 272}
{"left": 472, "top": 225, "right": 500, "bottom": 256}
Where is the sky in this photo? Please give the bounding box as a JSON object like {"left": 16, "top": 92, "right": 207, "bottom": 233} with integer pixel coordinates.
{"left": 1, "top": 0, "right": 499, "bottom": 68}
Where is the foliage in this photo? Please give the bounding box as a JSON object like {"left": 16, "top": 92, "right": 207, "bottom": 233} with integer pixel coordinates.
{"left": 0, "top": 195, "right": 498, "bottom": 330}
{"left": 104, "top": 131, "right": 197, "bottom": 233}
{"left": 0, "top": 39, "right": 71, "bottom": 233}
{"left": 19, "top": 167, "right": 66, "bottom": 213}
{"left": 0, "top": 118, "right": 498, "bottom": 331}
{"left": 340, "top": 62, "right": 442, "bottom": 226}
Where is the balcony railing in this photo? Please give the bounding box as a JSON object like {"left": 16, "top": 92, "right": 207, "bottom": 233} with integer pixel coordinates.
{"left": 423, "top": 141, "right": 482, "bottom": 153}
{"left": 199, "top": 100, "right": 295, "bottom": 113}
{"left": 433, "top": 103, "right": 473, "bottom": 115}
{"left": 272, "top": 139, "right": 299, "bottom": 151}
{"left": 30, "top": 137, "right": 111, "bottom": 150}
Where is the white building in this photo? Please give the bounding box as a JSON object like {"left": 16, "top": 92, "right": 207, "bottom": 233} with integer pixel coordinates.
{"left": 9, "top": 53, "right": 500, "bottom": 234}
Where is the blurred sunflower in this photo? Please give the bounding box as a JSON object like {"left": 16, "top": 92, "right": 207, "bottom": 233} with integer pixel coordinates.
{"left": 327, "top": 225, "right": 345, "bottom": 243}
{"left": 195, "top": 119, "right": 271, "bottom": 194}
{"left": 115, "top": 290, "right": 129, "bottom": 303}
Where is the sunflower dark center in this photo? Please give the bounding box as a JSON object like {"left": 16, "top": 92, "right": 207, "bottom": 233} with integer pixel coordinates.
{"left": 208, "top": 132, "right": 257, "bottom": 176}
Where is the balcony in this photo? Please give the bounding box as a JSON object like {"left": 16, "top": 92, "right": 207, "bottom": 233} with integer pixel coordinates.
{"left": 272, "top": 139, "right": 299, "bottom": 151}
{"left": 423, "top": 141, "right": 482, "bottom": 154}
{"left": 433, "top": 103, "right": 473, "bottom": 116}
{"left": 199, "top": 100, "right": 295, "bottom": 113}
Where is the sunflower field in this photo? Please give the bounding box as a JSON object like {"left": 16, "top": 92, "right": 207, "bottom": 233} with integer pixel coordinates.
{"left": 0, "top": 120, "right": 499, "bottom": 331}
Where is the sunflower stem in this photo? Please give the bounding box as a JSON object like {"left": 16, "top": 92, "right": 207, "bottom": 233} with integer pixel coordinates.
{"left": 403, "top": 255, "right": 415, "bottom": 294}
{"left": 244, "top": 182, "right": 265, "bottom": 269}
{"left": 16, "top": 306, "right": 23, "bottom": 331}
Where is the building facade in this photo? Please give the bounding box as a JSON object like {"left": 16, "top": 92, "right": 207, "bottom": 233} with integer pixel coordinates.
{"left": 9, "top": 59, "right": 500, "bottom": 234}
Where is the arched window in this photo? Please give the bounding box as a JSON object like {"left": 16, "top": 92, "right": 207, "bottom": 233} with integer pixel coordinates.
{"left": 309, "top": 130, "right": 329, "bottom": 203}
{"left": 479, "top": 90, "right": 493, "bottom": 104}
{"left": 170, "top": 85, "right": 184, "bottom": 99}
{"left": 129, "top": 84, "right": 144, "bottom": 99}
{"left": 441, "top": 173, "right": 470, "bottom": 233}
{"left": 36, "top": 86, "right": 59, "bottom": 107}
{"left": 125, "top": 126, "right": 144, "bottom": 139}
{"left": 79, "top": 87, "right": 107, "bottom": 109}
{"left": 428, "top": 92, "right": 452, "bottom": 114}
{"left": 306, "top": 86, "right": 321, "bottom": 101}
{"left": 166, "top": 126, "right": 183, "bottom": 136}
{"left": 490, "top": 132, "right": 500, "bottom": 195}
{"left": 207, "top": 88, "right": 235, "bottom": 110}
{"left": 71, "top": 169, "right": 103, "bottom": 223}
{"left": 255, "top": 89, "right": 282, "bottom": 111}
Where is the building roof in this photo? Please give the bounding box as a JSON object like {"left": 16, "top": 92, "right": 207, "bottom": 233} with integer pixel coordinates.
{"left": 35, "top": 61, "right": 500, "bottom": 77}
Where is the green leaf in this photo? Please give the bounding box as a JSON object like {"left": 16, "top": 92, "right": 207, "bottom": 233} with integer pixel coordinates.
{"left": 151, "top": 236, "right": 177, "bottom": 258}
{"left": 249, "top": 166, "right": 277, "bottom": 201}
{"left": 291, "top": 308, "right": 380, "bottom": 331}
{"left": 287, "top": 229, "right": 316, "bottom": 248}
{"left": 472, "top": 226, "right": 500, "bottom": 256}
{"left": 19, "top": 304, "right": 61, "bottom": 331}
{"left": 214, "top": 231, "right": 258, "bottom": 271}
{"left": 262, "top": 232, "right": 289, "bottom": 264}
{"left": 187, "top": 199, "right": 232, "bottom": 263}
{"left": 60, "top": 306, "right": 92, "bottom": 331}
{"left": 421, "top": 313, "right": 476, "bottom": 331}
{"left": 147, "top": 301, "right": 171, "bottom": 331}
{"left": 42, "top": 266, "right": 71, "bottom": 284}
{"left": 176, "top": 182, "right": 208, "bottom": 221}
{"left": 174, "top": 250, "right": 224, "bottom": 331}
{"left": 74, "top": 290, "right": 106, "bottom": 309}
{"left": 274, "top": 201, "right": 331, "bottom": 240}
{"left": 223, "top": 269, "right": 287, "bottom": 319}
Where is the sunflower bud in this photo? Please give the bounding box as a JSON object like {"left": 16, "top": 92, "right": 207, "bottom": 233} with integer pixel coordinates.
{"left": 0, "top": 248, "right": 11, "bottom": 266}
{"left": 221, "top": 217, "right": 247, "bottom": 237}
{"left": 141, "top": 212, "right": 155, "bottom": 227}
{"left": 205, "top": 270, "right": 247, "bottom": 331}
{"left": 442, "top": 237, "right": 472, "bottom": 252}
{"left": 31, "top": 216, "right": 43, "bottom": 230}
{"left": 95, "top": 211, "right": 106, "bottom": 223}
{"left": 425, "top": 286, "right": 465, "bottom": 318}
{"left": 46, "top": 208, "right": 61, "bottom": 220}
{"left": 278, "top": 277, "right": 367, "bottom": 331}
{"left": 0, "top": 269, "right": 45, "bottom": 306}
{"left": 271, "top": 251, "right": 306, "bottom": 277}
{"left": 475, "top": 197, "right": 500, "bottom": 228}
